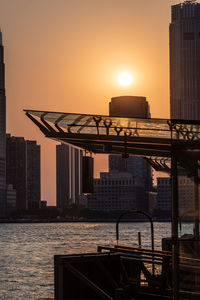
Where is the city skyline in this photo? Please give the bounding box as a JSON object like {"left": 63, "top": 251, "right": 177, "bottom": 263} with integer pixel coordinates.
{"left": 0, "top": 0, "right": 182, "bottom": 205}
{"left": 1, "top": 1, "right": 200, "bottom": 299}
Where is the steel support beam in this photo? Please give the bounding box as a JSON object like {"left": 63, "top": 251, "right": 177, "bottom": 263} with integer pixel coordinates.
{"left": 171, "top": 153, "right": 179, "bottom": 300}
{"left": 194, "top": 174, "right": 199, "bottom": 260}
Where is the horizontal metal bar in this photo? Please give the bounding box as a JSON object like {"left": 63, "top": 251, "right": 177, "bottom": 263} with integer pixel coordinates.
{"left": 120, "top": 256, "right": 164, "bottom": 266}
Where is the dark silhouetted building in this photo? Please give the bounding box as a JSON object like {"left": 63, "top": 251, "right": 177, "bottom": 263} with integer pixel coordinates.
{"left": 109, "top": 155, "right": 152, "bottom": 192}
{"left": 26, "top": 140, "right": 41, "bottom": 209}
{"left": 6, "top": 184, "right": 16, "bottom": 212}
{"left": 87, "top": 170, "right": 145, "bottom": 211}
{"left": 170, "top": 0, "right": 200, "bottom": 214}
{"left": 108, "top": 96, "right": 152, "bottom": 211}
{"left": 56, "top": 144, "right": 82, "bottom": 209}
{"left": 6, "top": 135, "right": 41, "bottom": 210}
{"left": 0, "top": 31, "right": 6, "bottom": 217}
{"left": 170, "top": 0, "right": 200, "bottom": 119}
{"left": 109, "top": 96, "right": 150, "bottom": 118}
{"left": 157, "top": 176, "right": 198, "bottom": 215}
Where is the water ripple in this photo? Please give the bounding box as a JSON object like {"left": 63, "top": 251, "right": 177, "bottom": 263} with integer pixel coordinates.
{"left": 0, "top": 222, "right": 192, "bottom": 299}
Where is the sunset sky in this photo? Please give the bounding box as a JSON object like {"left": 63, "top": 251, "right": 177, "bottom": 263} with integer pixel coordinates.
{"left": 0, "top": 0, "right": 182, "bottom": 205}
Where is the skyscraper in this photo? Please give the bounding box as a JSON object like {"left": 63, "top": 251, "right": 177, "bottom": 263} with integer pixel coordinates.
{"left": 26, "top": 140, "right": 41, "bottom": 209}
{"left": 170, "top": 0, "right": 200, "bottom": 120}
{"left": 109, "top": 96, "right": 152, "bottom": 188}
{"left": 108, "top": 96, "right": 152, "bottom": 211}
{"left": 56, "top": 144, "right": 82, "bottom": 209}
{"left": 6, "top": 135, "right": 41, "bottom": 210}
{"left": 56, "top": 144, "right": 70, "bottom": 209}
{"left": 170, "top": 0, "right": 200, "bottom": 215}
{"left": 0, "top": 31, "right": 6, "bottom": 217}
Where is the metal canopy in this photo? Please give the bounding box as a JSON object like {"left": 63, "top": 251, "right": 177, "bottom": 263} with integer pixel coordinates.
{"left": 24, "top": 109, "right": 200, "bottom": 138}
{"left": 24, "top": 109, "right": 200, "bottom": 180}
{"left": 24, "top": 109, "right": 200, "bottom": 163}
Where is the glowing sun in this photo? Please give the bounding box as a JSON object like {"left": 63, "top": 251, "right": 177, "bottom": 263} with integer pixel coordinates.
{"left": 117, "top": 71, "right": 133, "bottom": 86}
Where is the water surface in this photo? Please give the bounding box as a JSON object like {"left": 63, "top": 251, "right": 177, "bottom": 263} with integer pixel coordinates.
{"left": 0, "top": 222, "right": 193, "bottom": 299}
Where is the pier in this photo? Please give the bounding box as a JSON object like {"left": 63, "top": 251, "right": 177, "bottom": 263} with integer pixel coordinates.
{"left": 25, "top": 110, "right": 200, "bottom": 299}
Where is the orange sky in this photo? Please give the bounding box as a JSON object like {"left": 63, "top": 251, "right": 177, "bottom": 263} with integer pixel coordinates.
{"left": 0, "top": 0, "right": 182, "bottom": 205}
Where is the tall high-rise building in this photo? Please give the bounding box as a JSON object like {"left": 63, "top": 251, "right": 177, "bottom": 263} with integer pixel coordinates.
{"left": 170, "top": 0, "right": 200, "bottom": 119}
{"left": 6, "top": 135, "right": 41, "bottom": 210}
{"left": 0, "top": 31, "right": 6, "bottom": 217}
{"left": 109, "top": 96, "right": 152, "bottom": 210}
{"left": 26, "top": 140, "right": 41, "bottom": 209}
{"left": 0, "top": 31, "right": 40, "bottom": 215}
{"left": 170, "top": 1, "right": 200, "bottom": 215}
{"left": 56, "top": 144, "right": 82, "bottom": 209}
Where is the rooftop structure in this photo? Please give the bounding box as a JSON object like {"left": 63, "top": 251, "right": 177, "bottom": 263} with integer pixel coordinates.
{"left": 109, "top": 96, "right": 150, "bottom": 118}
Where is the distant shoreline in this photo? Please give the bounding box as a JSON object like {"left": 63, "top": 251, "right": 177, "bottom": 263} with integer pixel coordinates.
{"left": 0, "top": 218, "right": 172, "bottom": 223}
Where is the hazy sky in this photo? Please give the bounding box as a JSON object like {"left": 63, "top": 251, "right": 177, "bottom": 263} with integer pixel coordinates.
{"left": 0, "top": 0, "right": 182, "bottom": 205}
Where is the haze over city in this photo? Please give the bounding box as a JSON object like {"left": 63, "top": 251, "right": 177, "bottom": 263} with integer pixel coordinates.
{"left": 0, "top": 0, "right": 181, "bottom": 205}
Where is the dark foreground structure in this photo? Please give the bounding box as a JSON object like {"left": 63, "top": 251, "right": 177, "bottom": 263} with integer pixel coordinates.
{"left": 25, "top": 109, "right": 200, "bottom": 300}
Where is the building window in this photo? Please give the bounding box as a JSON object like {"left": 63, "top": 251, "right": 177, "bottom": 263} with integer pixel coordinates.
{"left": 183, "top": 32, "right": 194, "bottom": 40}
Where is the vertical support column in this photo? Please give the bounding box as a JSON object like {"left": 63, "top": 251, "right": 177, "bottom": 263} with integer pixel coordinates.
{"left": 194, "top": 175, "right": 199, "bottom": 241}
{"left": 194, "top": 171, "right": 200, "bottom": 293}
{"left": 194, "top": 174, "right": 200, "bottom": 290}
{"left": 75, "top": 148, "right": 80, "bottom": 206}
{"left": 71, "top": 147, "right": 76, "bottom": 204}
{"left": 171, "top": 153, "right": 179, "bottom": 300}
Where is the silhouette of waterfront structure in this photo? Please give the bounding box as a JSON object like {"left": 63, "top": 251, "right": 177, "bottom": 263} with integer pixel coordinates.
{"left": 56, "top": 144, "right": 82, "bottom": 208}
{"left": 0, "top": 31, "right": 6, "bottom": 216}
{"left": 6, "top": 134, "right": 41, "bottom": 210}
{"left": 26, "top": 107, "right": 200, "bottom": 299}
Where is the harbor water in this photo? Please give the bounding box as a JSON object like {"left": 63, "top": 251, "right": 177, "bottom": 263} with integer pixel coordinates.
{"left": 0, "top": 222, "right": 194, "bottom": 299}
